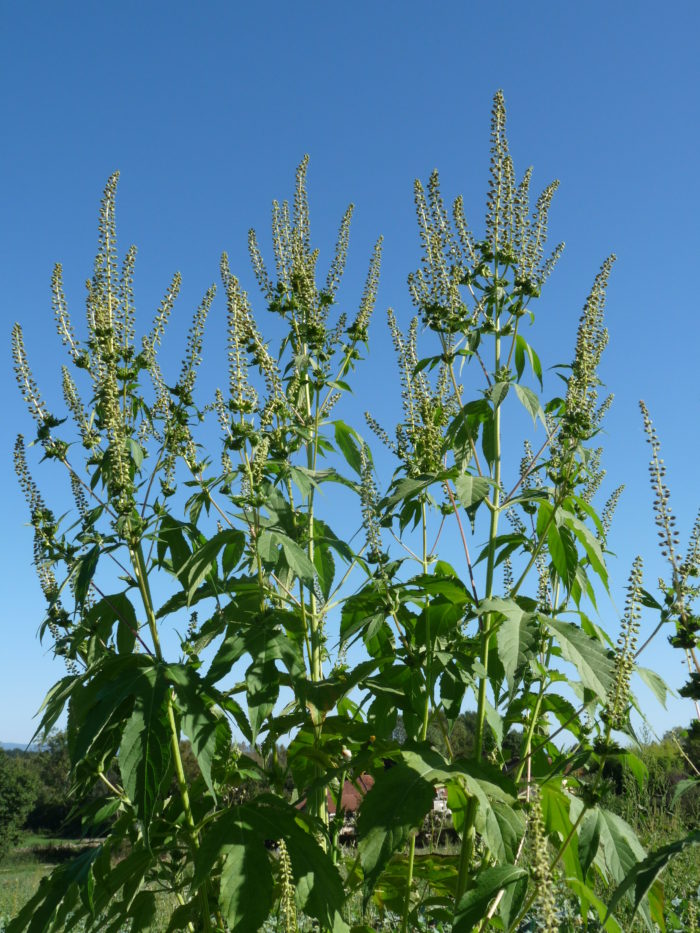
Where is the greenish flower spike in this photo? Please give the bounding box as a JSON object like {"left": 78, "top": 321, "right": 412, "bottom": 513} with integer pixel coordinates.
{"left": 359, "top": 443, "right": 383, "bottom": 564}
{"left": 278, "top": 839, "right": 298, "bottom": 933}
{"left": 61, "top": 365, "right": 95, "bottom": 448}
{"left": 177, "top": 284, "right": 216, "bottom": 401}
{"left": 529, "top": 787, "right": 558, "bottom": 933}
{"left": 641, "top": 400, "right": 681, "bottom": 575}
{"left": 13, "top": 435, "right": 67, "bottom": 644}
{"left": 52, "top": 263, "right": 82, "bottom": 365}
{"left": 12, "top": 323, "right": 49, "bottom": 425}
{"left": 366, "top": 310, "right": 452, "bottom": 476}
{"left": 605, "top": 555, "right": 643, "bottom": 731}
{"left": 221, "top": 254, "right": 259, "bottom": 414}
{"left": 600, "top": 483, "right": 624, "bottom": 546}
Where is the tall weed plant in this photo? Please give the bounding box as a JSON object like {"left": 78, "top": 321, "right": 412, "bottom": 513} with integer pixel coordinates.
{"left": 9, "top": 93, "right": 700, "bottom": 932}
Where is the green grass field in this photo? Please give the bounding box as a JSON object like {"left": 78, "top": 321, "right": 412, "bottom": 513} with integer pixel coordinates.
{"left": 0, "top": 859, "right": 52, "bottom": 923}
{"left": 0, "top": 837, "right": 158, "bottom": 931}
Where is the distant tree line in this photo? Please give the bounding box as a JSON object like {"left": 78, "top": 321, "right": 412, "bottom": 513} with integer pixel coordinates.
{"left": 2, "top": 721, "right": 699, "bottom": 863}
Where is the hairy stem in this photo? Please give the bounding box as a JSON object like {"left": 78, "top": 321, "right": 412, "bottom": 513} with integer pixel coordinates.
{"left": 401, "top": 502, "right": 431, "bottom": 933}
{"left": 130, "top": 541, "right": 212, "bottom": 930}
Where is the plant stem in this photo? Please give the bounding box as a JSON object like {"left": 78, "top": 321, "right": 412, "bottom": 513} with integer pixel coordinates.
{"left": 401, "top": 502, "right": 431, "bottom": 933}
{"left": 130, "top": 541, "right": 212, "bottom": 930}
{"left": 457, "top": 254, "right": 504, "bottom": 903}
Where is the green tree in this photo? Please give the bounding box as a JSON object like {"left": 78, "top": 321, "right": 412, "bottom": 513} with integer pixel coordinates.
{"left": 0, "top": 750, "right": 38, "bottom": 859}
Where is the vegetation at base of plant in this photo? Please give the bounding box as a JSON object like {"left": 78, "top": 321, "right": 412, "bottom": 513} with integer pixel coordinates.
{"left": 8, "top": 90, "right": 700, "bottom": 931}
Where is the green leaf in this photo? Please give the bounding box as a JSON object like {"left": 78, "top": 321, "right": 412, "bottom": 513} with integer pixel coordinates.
{"left": 454, "top": 474, "right": 492, "bottom": 511}
{"left": 488, "top": 380, "right": 510, "bottom": 407}
{"left": 74, "top": 545, "right": 100, "bottom": 609}
{"left": 636, "top": 665, "right": 669, "bottom": 707}
{"left": 33, "top": 675, "right": 78, "bottom": 742}
{"left": 597, "top": 807, "right": 647, "bottom": 887}
{"left": 547, "top": 522, "right": 578, "bottom": 589}
{"left": 119, "top": 666, "right": 172, "bottom": 836}
{"left": 179, "top": 529, "right": 245, "bottom": 605}
{"left": 565, "top": 878, "right": 623, "bottom": 932}
{"left": 496, "top": 611, "right": 537, "bottom": 692}
{"left": 68, "top": 655, "right": 152, "bottom": 762}
{"left": 246, "top": 660, "right": 278, "bottom": 743}
{"left": 579, "top": 807, "right": 604, "bottom": 879}
{"left": 197, "top": 800, "right": 347, "bottom": 932}
{"left": 604, "top": 830, "right": 700, "bottom": 927}
{"left": 487, "top": 798, "right": 525, "bottom": 864}
{"left": 126, "top": 437, "right": 145, "bottom": 470}
{"left": 514, "top": 334, "right": 543, "bottom": 387}
{"left": 481, "top": 413, "right": 496, "bottom": 467}
{"left": 546, "top": 617, "right": 614, "bottom": 701}
{"left": 313, "top": 540, "right": 336, "bottom": 600}
{"left": 617, "top": 752, "right": 648, "bottom": 791}
{"left": 536, "top": 499, "right": 554, "bottom": 538}
{"left": 6, "top": 847, "right": 100, "bottom": 933}
{"left": 559, "top": 509, "right": 609, "bottom": 588}
{"left": 220, "top": 837, "right": 274, "bottom": 933}
{"left": 357, "top": 763, "right": 437, "bottom": 895}
{"left": 482, "top": 698, "right": 504, "bottom": 749}
{"left": 167, "top": 664, "right": 231, "bottom": 798}
{"left": 222, "top": 536, "right": 246, "bottom": 577}
{"left": 156, "top": 515, "right": 192, "bottom": 574}
{"left": 260, "top": 530, "right": 316, "bottom": 583}
{"left": 333, "top": 420, "right": 364, "bottom": 474}
{"left": 129, "top": 890, "right": 157, "bottom": 932}
{"left": 380, "top": 473, "right": 444, "bottom": 512}
{"left": 514, "top": 382, "right": 544, "bottom": 425}
{"left": 452, "top": 865, "right": 527, "bottom": 932}
{"left": 86, "top": 592, "right": 139, "bottom": 655}
{"left": 639, "top": 588, "right": 663, "bottom": 610}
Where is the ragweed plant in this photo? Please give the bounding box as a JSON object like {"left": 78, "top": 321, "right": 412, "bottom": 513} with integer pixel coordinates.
{"left": 10, "top": 93, "right": 700, "bottom": 933}
{"left": 339, "top": 90, "right": 696, "bottom": 933}
{"left": 9, "top": 162, "right": 382, "bottom": 933}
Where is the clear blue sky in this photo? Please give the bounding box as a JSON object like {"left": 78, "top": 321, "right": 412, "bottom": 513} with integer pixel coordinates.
{"left": 2, "top": 1, "right": 699, "bottom": 743}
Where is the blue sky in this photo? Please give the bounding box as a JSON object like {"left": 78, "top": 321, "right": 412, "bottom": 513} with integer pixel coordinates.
{"left": 2, "top": 1, "right": 699, "bottom": 743}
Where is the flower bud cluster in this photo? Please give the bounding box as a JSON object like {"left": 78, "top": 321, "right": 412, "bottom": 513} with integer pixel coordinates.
{"left": 366, "top": 311, "right": 452, "bottom": 478}
{"left": 549, "top": 258, "right": 614, "bottom": 495}
{"left": 641, "top": 408, "right": 699, "bottom": 668}
{"left": 14, "top": 435, "right": 70, "bottom": 651}
{"left": 641, "top": 401, "right": 681, "bottom": 573}
{"left": 359, "top": 445, "right": 384, "bottom": 565}
{"left": 277, "top": 838, "right": 297, "bottom": 933}
{"left": 408, "top": 92, "right": 563, "bottom": 360}
{"left": 347, "top": 237, "right": 382, "bottom": 345}
{"left": 52, "top": 264, "right": 82, "bottom": 365}
{"left": 221, "top": 256, "right": 259, "bottom": 415}
{"left": 529, "top": 788, "right": 558, "bottom": 933}
{"left": 599, "top": 484, "right": 624, "bottom": 547}
{"left": 604, "top": 556, "right": 643, "bottom": 731}
{"left": 12, "top": 323, "right": 50, "bottom": 425}
{"left": 562, "top": 257, "right": 614, "bottom": 447}
{"left": 581, "top": 447, "right": 605, "bottom": 504}
{"left": 177, "top": 286, "right": 215, "bottom": 402}
{"left": 62, "top": 366, "right": 99, "bottom": 449}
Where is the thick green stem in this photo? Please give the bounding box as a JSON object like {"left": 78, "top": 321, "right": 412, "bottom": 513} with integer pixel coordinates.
{"left": 456, "top": 280, "right": 503, "bottom": 903}
{"left": 304, "top": 368, "right": 328, "bottom": 838}
{"left": 130, "top": 542, "right": 212, "bottom": 930}
{"left": 401, "top": 504, "right": 431, "bottom": 933}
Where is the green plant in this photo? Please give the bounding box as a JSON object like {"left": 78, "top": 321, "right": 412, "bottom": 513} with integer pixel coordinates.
{"left": 9, "top": 91, "right": 700, "bottom": 932}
